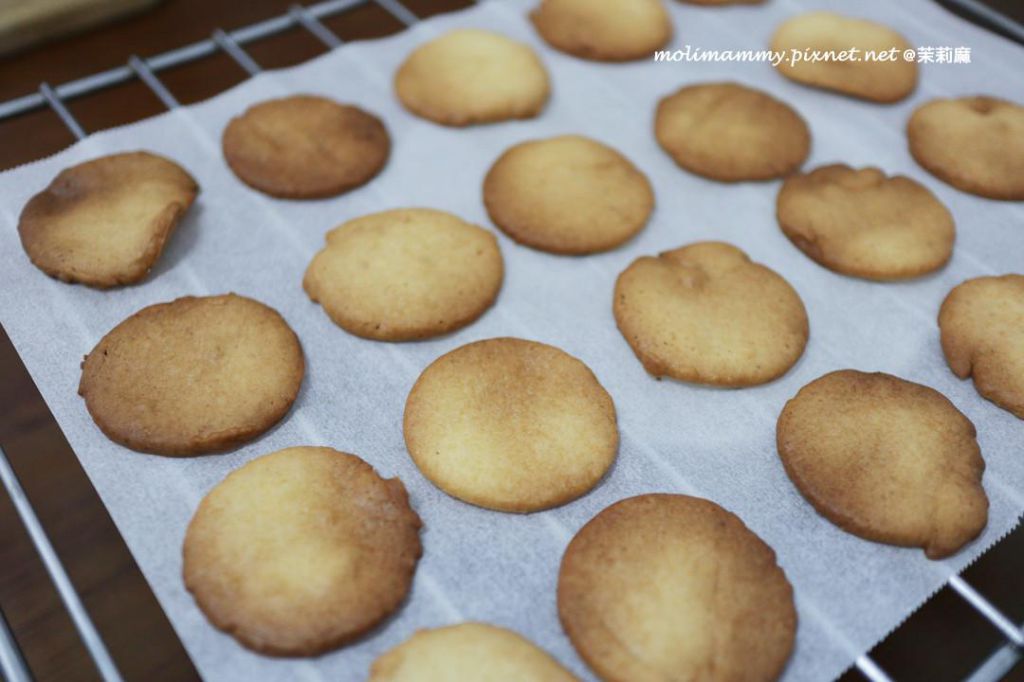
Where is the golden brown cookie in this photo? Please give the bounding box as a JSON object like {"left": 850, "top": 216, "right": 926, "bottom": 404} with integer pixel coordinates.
{"left": 770, "top": 12, "right": 917, "bottom": 103}
{"left": 614, "top": 242, "right": 809, "bottom": 386}
{"left": 17, "top": 151, "right": 198, "bottom": 288}
{"left": 222, "top": 95, "right": 390, "bottom": 199}
{"left": 79, "top": 294, "right": 304, "bottom": 456}
{"left": 776, "top": 164, "right": 955, "bottom": 280}
{"left": 303, "top": 209, "right": 503, "bottom": 341}
{"left": 558, "top": 494, "right": 796, "bottom": 682}
{"left": 529, "top": 0, "right": 671, "bottom": 62}
{"left": 403, "top": 338, "right": 618, "bottom": 513}
{"left": 183, "top": 446, "right": 422, "bottom": 656}
{"left": 908, "top": 97, "right": 1024, "bottom": 200}
{"left": 395, "top": 29, "right": 550, "bottom": 127}
{"left": 777, "top": 370, "right": 989, "bottom": 559}
{"left": 939, "top": 275, "right": 1024, "bottom": 419}
{"left": 483, "top": 135, "right": 654, "bottom": 254}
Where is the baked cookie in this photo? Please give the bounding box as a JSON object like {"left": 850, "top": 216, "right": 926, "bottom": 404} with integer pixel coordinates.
{"left": 17, "top": 151, "right": 198, "bottom": 288}
{"left": 483, "top": 135, "right": 654, "bottom": 254}
{"left": 403, "top": 338, "right": 617, "bottom": 513}
{"left": 776, "top": 164, "right": 955, "bottom": 280}
{"left": 908, "top": 97, "right": 1024, "bottom": 200}
{"left": 777, "top": 370, "right": 988, "bottom": 559}
{"left": 655, "top": 82, "right": 810, "bottom": 181}
{"left": 303, "top": 209, "right": 503, "bottom": 341}
{"left": 771, "top": 12, "right": 917, "bottom": 103}
{"left": 395, "top": 29, "right": 550, "bottom": 126}
{"left": 79, "top": 294, "right": 304, "bottom": 455}
{"left": 222, "top": 95, "right": 390, "bottom": 199}
{"left": 558, "top": 494, "right": 796, "bottom": 682}
{"left": 614, "top": 242, "right": 808, "bottom": 386}
{"left": 530, "top": 0, "right": 671, "bottom": 62}
{"left": 940, "top": 275, "right": 1024, "bottom": 419}
{"left": 184, "top": 446, "right": 422, "bottom": 656}
{"left": 369, "top": 622, "right": 577, "bottom": 681}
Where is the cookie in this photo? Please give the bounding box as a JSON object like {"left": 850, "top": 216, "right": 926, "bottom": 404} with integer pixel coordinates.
{"left": 908, "top": 97, "right": 1024, "bottom": 200}
{"left": 79, "top": 294, "right": 304, "bottom": 455}
{"left": 403, "top": 338, "right": 618, "bottom": 513}
{"left": 395, "top": 29, "right": 550, "bottom": 126}
{"left": 558, "top": 494, "right": 796, "bottom": 682}
{"left": 776, "top": 164, "right": 955, "bottom": 280}
{"left": 770, "top": 12, "right": 917, "bottom": 103}
{"left": 777, "top": 370, "right": 988, "bottom": 559}
{"left": 655, "top": 82, "right": 810, "bottom": 182}
{"left": 17, "top": 151, "right": 198, "bottom": 288}
{"left": 530, "top": 0, "right": 671, "bottom": 62}
{"left": 222, "top": 95, "right": 390, "bottom": 199}
{"left": 483, "top": 135, "right": 654, "bottom": 254}
{"left": 303, "top": 209, "right": 503, "bottom": 341}
{"left": 183, "top": 446, "right": 422, "bottom": 656}
{"left": 614, "top": 241, "right": 808, "bottom": 386}
{"left": 369, "top": 622, "right": 577, "bottom": 681}
{"left": 940, "top": 275, "right": 1024, "bottom": 419}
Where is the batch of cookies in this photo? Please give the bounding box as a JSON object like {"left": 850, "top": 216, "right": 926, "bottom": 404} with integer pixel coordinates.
{"left": 14, "top": 0, "right": 1024, "bottom": 679}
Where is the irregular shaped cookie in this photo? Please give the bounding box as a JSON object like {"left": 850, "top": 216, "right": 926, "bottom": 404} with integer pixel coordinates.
{"left": 614, "top": 242, "right": 808, "bottom": 386}
{"left": 655, "top": 82, "right": 810, "bottom": 182}
{"left": 940, "top": 275, "right": 1024, "bottom": 419}
{"left": 222, "top": 95, "right": 390, "bottom": 199}
{"left": 483, "top": 135, "right": 654, "bottom": 254}
{"left": 403, "top": 338, "right": 617, "bottom": 512}
{"left": 530, "top": 0, "right": 671, "bottom": 62}
{"left": 771, "top": 12, "right": 917, "bottom": 103}
{"left": 79, "top": 294, "right": 304, "bottom": 455}
{"left": 395, "top": 29, "right": 550, "bottom": 126}
{"left": 304, "top": 209, "right": 503, "bottom": 341}
{"left": 184, "top": 446, "right": 422, "bottom": 656}
{"left": 559, "top": 494, "right": 796, "bottom": 682}
{"left": 777, "top": 370, "right": 988, "bottom": 559}
{"left": 17, "top": 151, "right": 198, "bottom": 288}
{"left": 777, "top": 164, "right": 955, "bottom": 280}
{"left": 908, "top": 97, "right": 1024, "bottom": 200}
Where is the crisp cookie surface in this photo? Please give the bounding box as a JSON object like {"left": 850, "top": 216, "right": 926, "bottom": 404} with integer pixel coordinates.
{"left": 908, "top": 96, "right": 1024, "bottom": 200}
{"left": 614, "top": 241, "right": 808, "bottom": 386}
{"left": 558, "top": 494, "right": 796, "bottom": 682}
{"left": 777, "top": 164, "right": 955, "bottom": 280}
{"left": 655, "top": 82, "right": 810, "bottom": 182}
{"left": 777, "top": 370, "right": 989, "bottom": 559}
{"left": 770, "top": 12, "right": 917, "bottom": 103}
{"left": 222, "top": 95, "right": 390, "bottom": 199}
{"left": 403, "top": 338, "right": 618, "bottom": 513}
{"left": 940, "top": 275, "right": 1024, "bottom": 419}
{"left": 18, "top": 151, "right": 198, "bottom": 288}
{"left": 530, "top": 0, "right": 671, "bottom": 62}
{"left": 483, "top": 135, "right": 654, "bottom": 254}
{"left": 303, "top": 208, "right": 503, "bottom": 341}
{"left": 395, "top": 29, "right": 550, "bottom": 126}
{"left": 183, "top": 447, "right": 422, "bottom": 656}
{"left": 79, "top": 294, "right": 304, "bottom": 456}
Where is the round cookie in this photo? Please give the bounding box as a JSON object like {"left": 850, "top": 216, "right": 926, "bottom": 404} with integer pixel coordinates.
{"left": 939, "top": 275, "right": 1024, "bottom": 419}
{"left": 303, "top": 209, "right": 503, "bottom": 341}
{"left": 530, "top": 0, "right": 671, "bottom": 62}
{"left": 776, "top": 164, "right": 955, "bottom": 280}
{"left": 17, "top": 151, "right": 198, "bottom": 288}
{"left": 483, "top": 135, "right": 654, "bottom": 254}
{"left": 558, "top": 494, "right": 796, "bottom": 682}
{"left": 777, "top": 370, "right": 988, "bottom": 559}
{"left": 655, "top": 82, "right": 810, "bottom": 182}
{"left": 369, "top": 622, "right": 578, "bottom": 681}
{"left": 613, "top": 241, "right": 809, "bottom": 386}
{"left": 395, "top": 29, "right": 550, "bottom": 126}
{"left": 403, "top": 338, "right": 618, "bottom": 513}
{"left": 79, "top": 294, "right": 304, "bottom": 455}
{"left": 908, "top": 96, "right": 1024, "bottom": 200}
{"left": 222, "top": 95, "right": 390, "bottom": 199}
{"left": 184, "top": 446, "right": 422, "bottom": 656}
{"left": 770, "top": 12, "right": 917, "bottom": 103}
